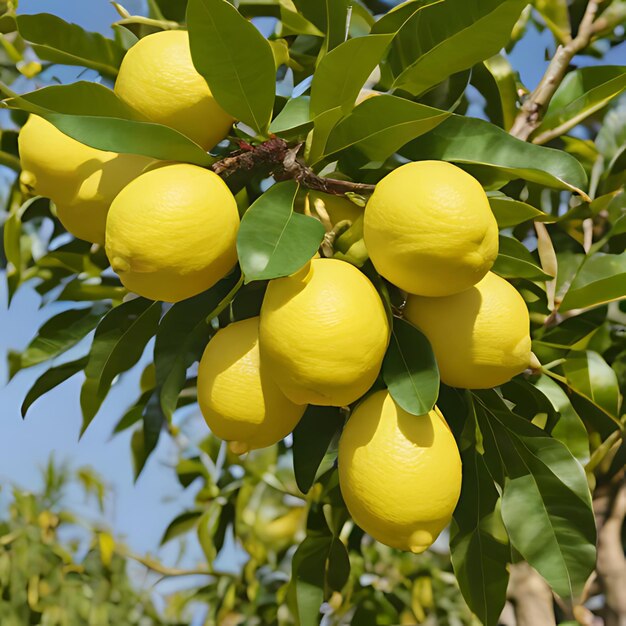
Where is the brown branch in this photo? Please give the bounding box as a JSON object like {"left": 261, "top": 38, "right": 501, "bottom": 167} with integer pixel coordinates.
{"left": 509, "top": 0, "right": 604, "bottom": 141}
{"left": 210, "top": 138, "right": 375, "bottom": 196}
{"left": 595, "top": 479, "right": 626, "bottom": 626}
{"left": 507, "top": 562, "right": 556, "bottom": 626}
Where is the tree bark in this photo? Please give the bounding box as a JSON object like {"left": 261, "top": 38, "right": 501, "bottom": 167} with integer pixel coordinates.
{"left": 507, "top": 562, "right": 556, "bottom": 626}
{"left": 595, "top": 479, "right": 626, "bottom": 626}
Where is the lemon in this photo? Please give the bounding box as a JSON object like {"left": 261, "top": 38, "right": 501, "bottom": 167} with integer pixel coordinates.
{"left": 339, "top": 390, "right": 461, "bottom": 553}
{"left": 105, "top": 163, "right": 239, "bottom": 302}
{"left": 18, "top": 115, "right": 153, "bottom": 244}
{"left": 405, "top": 271, "right": 532, "bottom": 389}
{"left": 364, "top": 160, "right": 498, "bottom": 296}
{"left": 197, "top": 317, "right": 306, "bottom": 453}
{"left": 259, "top": 258, "right": 389, "bottom": 407}
{"left": 114, "top": 30, "right": 233, "bottom": 149}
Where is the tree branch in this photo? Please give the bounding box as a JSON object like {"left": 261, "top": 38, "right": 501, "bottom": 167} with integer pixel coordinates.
{"left": 507, "top": 562, "right": 556, "bottom": 626}
{"left": 509, "top": 0, "right": 604, "bottom": 141}
{"left": 210, "top": 138, "right": 375, "bottom": 196}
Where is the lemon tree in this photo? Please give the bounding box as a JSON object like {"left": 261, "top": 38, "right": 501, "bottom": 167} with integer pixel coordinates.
{"left": 1, "top": 0, "right": 626, "bottom": 624}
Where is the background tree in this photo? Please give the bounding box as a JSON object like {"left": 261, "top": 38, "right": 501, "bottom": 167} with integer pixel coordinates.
{"left": 0, "top": 0, "right": 625, "bottom": 625}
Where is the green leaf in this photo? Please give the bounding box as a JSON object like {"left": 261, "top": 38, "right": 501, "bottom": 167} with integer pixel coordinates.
{"left": 237, "top": 181, "right": 325, "bottom": 283}
{"left": 383, "top": 317, "right": 439, "bottom": 416}
{"left": 292, "top": 0, "right": 349, "bottom": 54}
{"left": 292, "top": 405, "right": 343, "bottom": 494}
{"left": 197, "top": 503, "right": 222, "bottom": 563}
{"left": 534, "top": 0, "right": 571, "bottom": 42}
{"left": 326, "top": 538, "right": 350, "bottom": 591}
{"left": 450, "top": 448, "right": 509, "bottom": 626}
{"left": 562, "top": 351, "right": 621, "bottom": 420}
{"left": 80, "top": 299, "right": 161, "bottom": 433}
{"left": 10, "top": 304, "right": 108, "bottom": 378}
{"left": 534, "top": 66, "right": 626, "bottom": 142}
{"left": 154, "top": 277, "right": 237, "bottom": 420}
{"left": 488, "top": 192, "right": 550, "bottom": 227}
{"left": 371, "top": 0, "right": 443, "bottom": 35}
{"left": 16, "top": 13, "right": 125, "bottom": 77}
{"left": 3, "top": 82, "right": 213, "bottom": 165}
{"left": 270, "top": 96, "right": 312, "bottom": 136}
{"left": 323, "top": 95, "right": 450, "bottom": 162}
{"left": 474, "top": 391, "right": 596, "bottom": 598}
{"left": 21, "top": 357, "right": 88, "bottom": 418}
{"left": 559, "top": 252, "right": 626, "bottom": 312}
{"left": 160, "top": 510, "right": 203, "bottom": 544}
{"left": 187, "top": 0, "right": 276, "bottom": 133}
{"left": 388, "top": 0, "right": 527, "bottom": 95}
{"left": 403, "top": 115, "right": 589, "bottom": 197}
{"left": 492, "top": 235, "right": 553, "bottom": 281}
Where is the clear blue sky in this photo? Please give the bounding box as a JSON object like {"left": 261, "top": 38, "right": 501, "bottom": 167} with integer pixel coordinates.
{"left": 1, "top": 0, "right": 624, "bottom": 581}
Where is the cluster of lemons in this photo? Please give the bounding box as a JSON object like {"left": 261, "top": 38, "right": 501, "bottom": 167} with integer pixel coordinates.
{"left": 18, "top": 30, "right": 532, "bottom": 553}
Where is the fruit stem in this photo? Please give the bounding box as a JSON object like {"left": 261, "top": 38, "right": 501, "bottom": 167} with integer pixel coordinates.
{"left": 204, "top": 273, "right": 244, "bottom": 325}
{"left": 211, "top": 138, "right": 376, "bottom": 197}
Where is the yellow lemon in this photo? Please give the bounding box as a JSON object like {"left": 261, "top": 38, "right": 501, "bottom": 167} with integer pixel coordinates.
{"left": 114, "top": 30, "right": 233, "bottom": 149}
{"left": 259, "top": 258, "right": 389, "bottom": 407}
{"left": 339, "top": 390, "right": 461, "bottom": 553}
{"left": 364, "top": 160, "right": 499, "bottom": 296}
{"left": 405, "top": 272, "right": 532, "bottom": 389}
{"left": 18, "top": 115, "right": 153, "bottom": 244}
{"left": 105, "top": 163, "right": 239, "bottom": 303}
{"left": 197, "top": 317, "right": 306, "bottom": 453}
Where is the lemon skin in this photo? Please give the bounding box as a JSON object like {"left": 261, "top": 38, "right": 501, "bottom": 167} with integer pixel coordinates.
{"left": 18, "top": 115, "right": 153, "bottom": 244}
{"left": 364, "top": 160, "right": 499, "bottom": 296}
{"left": 105, "top": 163, "right": 239, "bottom": 303}
{"left": 405, "top": 271, "right": 532, "bottom": 389}
{"left": 114, "top": 30, "right": 234, "bottom": 150}
{"left": 197, "top": 317, "right": 306, "bottom": 453}
{"left": 259, "top": 258, "right": 389, "bottom": 407}
{"left": 339, "top": 390, "right": 462, "bottom": 553}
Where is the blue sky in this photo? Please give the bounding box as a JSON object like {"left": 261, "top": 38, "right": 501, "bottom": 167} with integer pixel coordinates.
{"left": 2, "top": 0, "right": 625, "bottom": 577}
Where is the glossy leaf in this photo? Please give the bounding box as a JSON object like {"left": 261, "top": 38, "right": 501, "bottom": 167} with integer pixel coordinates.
{"left": 488, "top": 192, "right": 550, "bottom": 227}
{"left": 562, "top": 351, "right": 621, "bottom": 420}
{"left": 292, "top": 405, "right": 343, "bottom": 494}
{"left": 292, "top": 0, "right": 349, "bottom": 54}
{"left": 21, "top": 357, "right": 88, "bottom": 418}
{"left": 324, "top": 95, "right": 450, "bottom": 161}
{"left": 237, "top": 181, "right": 325, "bottom": 282}
{"left": 451, "top": 448, "right": 509, "bottom": 626}
{"left": 534, "top": 66, "right": 626, "bottom": 141}
{"left": 187, "top": 0, "right": 276, "bottom": 133}
{"left": 16, "top": 13, "right": 125, "bottom": 77}
{"left": 474, "top": 391, "right": 596, "bottom": 599}
{"left": 154, "top": 278, "right": 237, "bottom": 420}
{"left": 403, "top": 115, "right": 589, "bottom": 197}
{"left": 472, "top": 54, "right": 518, "bottom": 130}
{"left": 270, "top": 96, "right": 312, "bottom": 136}
{"left": 383, "top": 317, "right": 439, "bottom": 416}
{"left": 534, "top": 0, "right": 571, "bottom": 42}
{"left": 559, "top": 252, "right": 626, "bottom": 312}
{"left": 388, "top": 0, "right": 527, "bottom": 95}
{"left": 80, "top": 299, "right": 161, "bottom": 433}
{"left": 492, "top": 235, "right": 553, "bottom": 281}
{"left": 160, "top": 510, "right": 203, "bottom": 544}
{"left": 10, "top": 304, "right": 107, "bottom": 378}
{"left": 4, "top": 82, "right": 213, "bottom": 165}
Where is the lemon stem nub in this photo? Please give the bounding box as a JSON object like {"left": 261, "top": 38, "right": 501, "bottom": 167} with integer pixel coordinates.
{"left": 229, "top": 441, "right": 250, "bottom": 455}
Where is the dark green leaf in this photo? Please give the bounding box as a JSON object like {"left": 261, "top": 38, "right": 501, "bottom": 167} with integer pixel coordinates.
{"left": 403, "top": 115, "right": 589, "bottom": 198}
{"left": 4, "top": 83, "right": 213, "bottom": 165}
{"left": 154, "top": 277, "right": 237, "bottom": 420}
{"left": 10, "top": 304, "right": 107, "bottom": 378}
{"left": 237, "top": 181, "right": 325, "bottom": 282}
{"left": 559, "top": 252, "right": 626, "bottom": 312}
{"left": 488, "top": 192, "right": 550, "bottom": 228}
{"left": 16, "top": 13, "right": 125, "bottom": 77}
{"left": 383, "top": 317, "right": 439, "bottom": 416}
{"left": 386, "top": 0, "right": 527, "bottom": 95}
{"left": 474, "top": 391, "right": 596, "bottom": 598}
{"left": 187, "top": 0, "right": 276, "bottom": 133}
{"left": 80, "top": 299, "right": 161, "bottom": 433}
{"left": 21, "top": 357, "right": 88, "bottom": 418}
{"left": 326, "top": 538, "right": 350, "bottom": 591}
{"left": 451, "top": 448, "right": 509, "bottom": 626}
{"left": 534, "top": 66, "right": 626, "bottom": 141}
{"left": 160, "top": 510, "right": 203, "bottom": 544}
{"left": 492, "top": 235, "right": 553, "bottom": 281}
{"left": 292, "top": 405, "right": 343, "bottom": 494}
{"left": 324, "top": 95, "right": 449, "bottom": 162}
